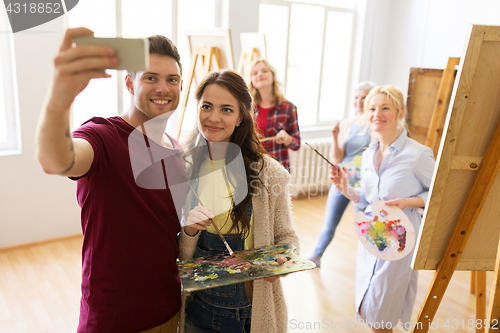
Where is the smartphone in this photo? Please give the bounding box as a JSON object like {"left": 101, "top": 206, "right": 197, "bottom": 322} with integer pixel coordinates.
{"left": 74, "top": 36, "right": 149, "bottom": 71}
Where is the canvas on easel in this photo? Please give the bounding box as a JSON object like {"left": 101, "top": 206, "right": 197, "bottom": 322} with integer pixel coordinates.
{"left": 238, "top": 33, "right": 267, "bottom": 77}
{"left": 406, "top": 68, "right": 443, "bottom": 145}
{"left": 406, "top": 58, "right": 460, "bottom": 155}
{"left": 410, "top": 56, "right": 491, "bottom": 324}
{"left": 187, "top": 28, "right": 235, "bottom": 70}
{"left": 422, "top": 56, "right": 490, "bottom": 321}
{"left": 173, "top": 29, "right": 234, "bottom": 139}
{"left": 411, "top": 24, "right": 500, "bottom": 333}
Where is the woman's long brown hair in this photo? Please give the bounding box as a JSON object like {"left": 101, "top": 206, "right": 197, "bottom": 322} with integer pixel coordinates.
{"left": 183, "top": 70, "right": 265, "bottom": 237}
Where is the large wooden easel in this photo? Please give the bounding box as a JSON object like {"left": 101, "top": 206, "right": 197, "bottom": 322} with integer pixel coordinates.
{"left": 420, "top": 55, "right": 489, "bottom": 330}
{"left": 411, "top": 24, "right": 500, "bottom": 333}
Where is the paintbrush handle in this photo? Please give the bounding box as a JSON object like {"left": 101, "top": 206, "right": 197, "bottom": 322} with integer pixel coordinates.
{"left": 189, "top": 185, "right": 235, "bottom": 256}
{"left": 304, "top": 142, "right": 340, "bottom": 171}
{"left": 208, "top": 216, "right": 234, "bottom": 255}
{"left": 259, "top": 136, "right": 276, "bottom": 142}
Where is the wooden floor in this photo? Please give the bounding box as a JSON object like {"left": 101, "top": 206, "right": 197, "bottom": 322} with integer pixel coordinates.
{"left": 0, "top": 194, "right": 492, "bottom": 332}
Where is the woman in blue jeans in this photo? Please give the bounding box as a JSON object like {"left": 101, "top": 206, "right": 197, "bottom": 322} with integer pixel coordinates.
{"left": 308, "top": 81, "right": 375, "bottom": 267}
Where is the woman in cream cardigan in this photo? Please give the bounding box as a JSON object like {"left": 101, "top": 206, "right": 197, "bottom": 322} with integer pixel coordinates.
{"left": 178, "top": 69, "right": 299, "bottom": 333}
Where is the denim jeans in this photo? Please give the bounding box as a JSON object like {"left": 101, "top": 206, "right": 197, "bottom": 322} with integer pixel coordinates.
{"left": 311, "top": 185, "right": 351, "bottom": 258}
{"left": 185, "top": 231, "right": 252, "bottom": 333}
{"left": 185, "top": 294, "right": 251, "bottom": 333}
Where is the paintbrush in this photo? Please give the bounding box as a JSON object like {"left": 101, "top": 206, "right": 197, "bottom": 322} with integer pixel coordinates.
{"left": 259, "top": 136, "right": 276, "bottom": 142}
{"left": 188, "top": 184, "right": 235, "bottom": 256}
{"left": 304, "top": 142, "right": 340, "bottom": 172}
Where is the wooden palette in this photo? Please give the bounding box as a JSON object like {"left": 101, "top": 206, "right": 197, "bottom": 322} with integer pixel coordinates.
{"left": 178, "top": 243, "right": 315, "bottom": 292}
{"left": 353, "top": 201, "right": 416, "bottom": 261}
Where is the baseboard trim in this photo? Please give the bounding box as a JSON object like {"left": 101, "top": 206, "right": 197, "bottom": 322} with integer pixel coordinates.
{"left": 0, "top": 233, "right": 83, "bottom": 252}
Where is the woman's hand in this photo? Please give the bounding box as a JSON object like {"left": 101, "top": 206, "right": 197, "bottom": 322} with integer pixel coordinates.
{"left": 264, "top": 256, "right": 287, "bottom": 283}
{"left": 384, "top": 196, "right": 424, "bottom": 210}
{"left": 329, "top": 165, "right": 348, "bottom": 193}
{"left": 275, "top": 130, "right": 293, "bottom": 146}
{"left": 184, "top": 206, "right": 213, "bottom": 236}
{"left": 331, "top": 122, "right": 340, "bottom": 141}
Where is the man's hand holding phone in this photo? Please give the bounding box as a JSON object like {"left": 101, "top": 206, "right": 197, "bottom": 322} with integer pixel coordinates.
{"left": 47, "top": 27, "right": 118, "bottom": 113}
{"left": 47, "top": 27, "right": 149, "bottom": 114}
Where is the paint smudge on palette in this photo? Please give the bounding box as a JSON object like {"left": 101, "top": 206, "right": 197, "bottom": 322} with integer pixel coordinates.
{"left": 178, "top": 243, "right": 315, "bottom": 292}
{"left": 353, "top": 201, "right": 416, "bottom": 261}
{"left": 357, "top": 216, "right": 407, "bottom": 252}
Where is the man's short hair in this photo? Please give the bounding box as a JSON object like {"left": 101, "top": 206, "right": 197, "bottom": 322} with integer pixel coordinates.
{"left": 128, "top": 35, "right": 182, "bottom": 78}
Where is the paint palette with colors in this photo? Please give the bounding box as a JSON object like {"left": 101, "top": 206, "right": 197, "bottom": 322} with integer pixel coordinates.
{"left": 353, "top": 200, "right": 416, "bottom": 261}
{"left": 178, "top": 243, "right": 315, "bottom": 292}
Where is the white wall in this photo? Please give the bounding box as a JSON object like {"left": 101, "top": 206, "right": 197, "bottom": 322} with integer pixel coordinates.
{"left": 221, "top": 0, "right": 260, "bottom": 66}
{"left": 3, "top": 0, "right": 500, "bottom": 248}
{"left": 363, "top": 0, "right": 500, "bottom": 96}
{"left": 0, "top": 1, "right": 262, "bottom": 248}
{"left": 0, "top": 17, "right": 82, "bottom": 248}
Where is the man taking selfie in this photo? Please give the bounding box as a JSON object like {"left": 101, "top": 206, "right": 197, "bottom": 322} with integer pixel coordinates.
{"left": 36, "top": 27, "right": 185, "bottom": 333}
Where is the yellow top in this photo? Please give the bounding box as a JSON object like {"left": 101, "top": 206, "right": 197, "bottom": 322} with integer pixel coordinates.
{"left": 197, "top": 158, "right": 254, "bottom": 249}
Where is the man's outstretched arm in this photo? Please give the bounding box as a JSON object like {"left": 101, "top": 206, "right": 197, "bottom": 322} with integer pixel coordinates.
{"left": 37, "top": 27, "right": 117, "bottom": 177}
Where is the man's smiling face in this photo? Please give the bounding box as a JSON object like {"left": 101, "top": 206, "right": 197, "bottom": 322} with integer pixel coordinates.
{"left": 126, "top": 54, "right": 182, "bottom": 122}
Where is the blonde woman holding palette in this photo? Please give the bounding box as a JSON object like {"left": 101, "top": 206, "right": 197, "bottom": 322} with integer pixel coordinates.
{"left": 329, "top": 85, "right": 435, "bottom": 332}
{"left": 178, "top": 70, "right": 299, "bottom": 333}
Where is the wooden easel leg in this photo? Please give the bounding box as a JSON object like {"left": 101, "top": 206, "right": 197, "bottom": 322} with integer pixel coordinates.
{"left": 473, "top": 271, "right": 477, "bottom": 294}
{"left": 203, "top": 49, "right": 212, "bottom": 75}
{"left": 173, "top": 46, "right": 224, "bottom": 139}
{"left": 477, "top": 271, "right": 487, "bottom": 333}
{"left": 212, "top": 48, "right": 221, "bottom": 71}
{"left": 173, "top": 53, "right": 199, "bottom": 139}
{"left": 425, "top": 57, "right": 460, "bottom": 156}
{"left": 485, "top": 238, "right": 500, "bottom": 333}
{"left": 237, "top": 51, "right": 246, "bottom": 74}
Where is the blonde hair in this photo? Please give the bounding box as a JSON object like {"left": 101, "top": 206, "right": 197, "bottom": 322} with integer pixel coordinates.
{"left": 360, "top": 85, "right": 409, "bottom": 133}
{"left": 247, "top": 58, "right": 285, "bottom": 105}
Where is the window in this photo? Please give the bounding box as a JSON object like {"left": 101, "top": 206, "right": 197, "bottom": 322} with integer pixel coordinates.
{"left": 0, "top": 13, "right": 21, "bottom": 155}
{"left": 67, "top": 0, "right": 119, "bottom": 130}
{"left": 67, "top": 0, "right": 216, "bottom": 135}
{"left": 174, "top": 0, "right": 216, "bottom": 136}
{"left": 259, "top": 0, "right": 356, "bottom": 127}
{"left": 120, "top": 0, "right": 173, "bottom": 120}
{"left": 68, "top": 0, "right": 176, "bottom": 130}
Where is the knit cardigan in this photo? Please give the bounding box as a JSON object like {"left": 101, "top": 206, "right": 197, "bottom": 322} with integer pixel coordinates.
{"left": 178, "top": 155, "right": 299, "bottom": 333}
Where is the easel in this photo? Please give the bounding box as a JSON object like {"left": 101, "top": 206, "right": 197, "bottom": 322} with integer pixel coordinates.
{"left": 423, "top": 55, "right": 489, "bottom": 326}
{"left": 173, "top": 46, "right": 222, "bottom": 139}
{"left": 411, "top": 25, "right": 500, "bottom": 333}
{"left": 237, "top": 47, "right": 260, "bottom": 77}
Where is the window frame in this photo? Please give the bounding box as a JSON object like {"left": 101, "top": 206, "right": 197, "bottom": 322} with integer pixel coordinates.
{"left": 260, "top": 0, "right": 358, "bottom": 127}
{"left": 0, "top": 26, "right": 22, "bottom": 156}
{"left": 67, "top": 0, "right": 180, "bottom": 130}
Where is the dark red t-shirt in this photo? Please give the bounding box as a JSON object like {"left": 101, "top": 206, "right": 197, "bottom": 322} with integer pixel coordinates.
{"left": 256, "top": 105, "right": 273, "bottom": 151}
{"left": 72, "top": 116, "right": 186, "bottom": 333}
{"left": 255, "top": 105, "right": 272, "bottom": 136}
